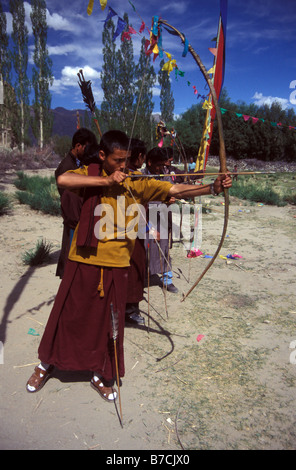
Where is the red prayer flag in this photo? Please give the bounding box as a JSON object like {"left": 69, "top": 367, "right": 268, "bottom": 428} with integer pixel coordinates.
{"left": 202, "top": 0, "right": 228, "bottom": 170}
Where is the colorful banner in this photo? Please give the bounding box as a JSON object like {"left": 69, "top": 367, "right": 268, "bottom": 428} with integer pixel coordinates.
{"left": 87, "top": 0, "right": 107, "bottom": 15}
{"left": 220, "top": 107, "right": 296, "bottom": 131}
{"left": 195, "top": 0, "right": 227, "bottom": 172}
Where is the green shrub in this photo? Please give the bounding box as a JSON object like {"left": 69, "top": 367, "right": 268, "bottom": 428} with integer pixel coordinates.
{"left": 230, "top": 179, "right": 286, "bottom": 206}
{"left": 15, "top": 188, "right": 60, "bottom": 216}
{"left": 283, "top": 192, "right": 296, "bottom": 205}
{"left": 52, "top": 135, "right": 72, "bottom": 159}
{"left": 0, "top": 192, "right": 12, "bottom": 215}
{"left": 14, "top": 171, "right": 55, "bottom": 192}
{"left": 22, "top": 238, "right": 53, "bottom": 266}
{"left": 14, "top": 171, "right": 60, "bottom": 216}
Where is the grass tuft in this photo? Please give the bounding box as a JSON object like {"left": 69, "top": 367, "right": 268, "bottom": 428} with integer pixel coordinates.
{"left": 14, "top": 171, "right": 60, "bottom": 216}
{"left": 0, "top": 192, "right": 12, "bottom": 215}
{"left": 22, "top": 238, "right": 53, "bottom": 266}
{"left": 229, "top": 178, "right": 286, "bottom": 206}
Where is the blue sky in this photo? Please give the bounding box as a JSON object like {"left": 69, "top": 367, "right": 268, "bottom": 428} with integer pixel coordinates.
{"left": 2, "top": 0, "right": 296, "bottom": 116}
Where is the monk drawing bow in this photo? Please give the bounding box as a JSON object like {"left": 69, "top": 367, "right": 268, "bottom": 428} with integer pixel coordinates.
{"left": 158, "top": 19, "right": 229, "bottom": 302}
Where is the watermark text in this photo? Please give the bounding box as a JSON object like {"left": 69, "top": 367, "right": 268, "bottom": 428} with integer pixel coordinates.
{"left": 93, "top": 198, "right": 202, "bottom": 249}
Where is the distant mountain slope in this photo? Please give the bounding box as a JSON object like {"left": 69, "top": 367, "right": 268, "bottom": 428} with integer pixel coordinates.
{"left": 51, "top": 107, "right": 85, "bottom": 136}
{"left": 51, "top": 107, "right": 161, "bottom": 137}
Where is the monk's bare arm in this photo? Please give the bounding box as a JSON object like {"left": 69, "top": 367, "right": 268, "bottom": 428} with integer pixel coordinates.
{"left": 57, "top": 170, "right": 126, "bottom": 189}
{"left": 168, "top": 174, "right": 232, "bottom": 199}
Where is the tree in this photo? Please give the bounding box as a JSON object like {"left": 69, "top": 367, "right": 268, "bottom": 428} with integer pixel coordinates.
{"left": 30, "top": 0, "right": 53, "bottom": 149}
{"left": 0, "top": 1, "right": 18, "bottom": 149}
{"left": 100, "top": 19, "right": 120, "bottom": 131}
{"left": 10, "top": 0, "right": 30, "bottom": 152}
{"left": 158, "top": 59, "right": 174, "bottom": 124}
{"left": 174, "top": 103, "right": 205, "bottom": 158}
{"left": 83, "top": 110, "right": 91, "bottom": 129}
{"left": 116, "top": 13, "right": 136, "bottom": 134}
{"left": 134, "top": 37, "right": 156, "bottom": 147}
{"left": 0, "top": 1, "right": 11, "bottom": 83}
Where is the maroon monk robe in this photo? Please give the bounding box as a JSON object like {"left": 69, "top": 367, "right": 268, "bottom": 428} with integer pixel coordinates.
{"left": 38, "top": 261, "right": 128, "bottom": 385}
{"left": 38, "top": 163, "right": 127, "bottom": 386}
{"left": 126, "top": 237, "right": 146, "bottom": 304}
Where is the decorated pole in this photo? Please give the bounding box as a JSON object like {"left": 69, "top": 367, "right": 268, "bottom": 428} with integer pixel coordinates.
{"left": 158, "top": 17, "right": 229, "bottom": 301}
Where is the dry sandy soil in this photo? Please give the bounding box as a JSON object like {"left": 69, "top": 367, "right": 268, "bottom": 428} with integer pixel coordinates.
{"left": 0, "top": 168, "right": 296, "bottom": 451}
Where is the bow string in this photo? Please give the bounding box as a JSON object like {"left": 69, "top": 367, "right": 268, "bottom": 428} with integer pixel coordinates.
{"left": 157, "top": 19, "right": 229, "bottom": 301}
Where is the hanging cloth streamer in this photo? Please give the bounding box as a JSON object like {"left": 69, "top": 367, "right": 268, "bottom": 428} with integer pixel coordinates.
{"left": 151, "top": 16, "right": 163, "bottom": 58}
{"left": 113, "top": 17, "right": 126, "bottom": 41}
{"left": 158, "top": 26, "right": 163, "bottom": 59}
{"left": 87, "top": 0, "right": 94, "bottom": 15}
{"left": 103, "top": 6, "right": 117, "bottom": 25}
{"left": 100, "top": 0, "right": 107, "bottom": 10}
{"left": 152, "top": 16, "right": 159, "bottom": 36}
{"left": 182, "top": 37, "right": 189, "bottom": 57}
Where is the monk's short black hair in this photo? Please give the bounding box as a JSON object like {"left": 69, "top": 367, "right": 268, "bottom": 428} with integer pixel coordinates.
{"left": 72, "top": 127, "right": 98, "bottom": 148}
{"left": 146, "top": 147, "right": 168, "bottom": 165}
{"left": 99, "top": 130, "right": 130, "bottom": 156}
{"left": 130, "top": 138, "right": 147, "bottom": 162}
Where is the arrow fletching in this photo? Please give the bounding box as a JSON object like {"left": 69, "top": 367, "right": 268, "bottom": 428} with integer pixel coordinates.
{"left": 110, "top": 303, "right": 119, "bottom": 341}
{"left": 77, "top": 69, "right": 96, "bottom": 114}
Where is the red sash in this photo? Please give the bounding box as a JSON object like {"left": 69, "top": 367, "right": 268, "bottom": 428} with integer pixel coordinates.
{"left": 76, "top": 163, "right": 102, "bottom": 248}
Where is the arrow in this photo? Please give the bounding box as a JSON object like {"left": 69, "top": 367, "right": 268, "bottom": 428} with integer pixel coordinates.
{"left": 126, "top": 171, "right": 276, "bottom": 179}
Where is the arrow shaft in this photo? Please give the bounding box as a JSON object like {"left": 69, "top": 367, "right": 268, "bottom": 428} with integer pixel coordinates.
{"left": 127, "top": 171, "right": 274, "bottom": 179}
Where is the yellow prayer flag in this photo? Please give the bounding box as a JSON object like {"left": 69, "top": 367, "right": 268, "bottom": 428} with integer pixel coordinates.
{"left": 202, "top": 99, "right": 213, "bottom": 110}
{"left": 87, "top": 0, "right": 94, "bottom": 15}
{"left": 162, "top": 52, "right": 177, "bottom": 75}
{"left": 153, "top": 43, "right": 159, "bottom": 55}
{"left": 207, "top": 65, "right": 216, "bottom": 75}
{"left": 162, "top": 59, "right": 177, "bottom": 75}
{"left": 100, "top": 0, "right": 108, "bottom": 10}
{"left": 164, "top": 51, "right": 172, "bottom": 60}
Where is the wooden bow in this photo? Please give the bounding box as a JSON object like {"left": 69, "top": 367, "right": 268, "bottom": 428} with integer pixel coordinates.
{"left": 158, "top": 19, "right": 229, "bottom": 302}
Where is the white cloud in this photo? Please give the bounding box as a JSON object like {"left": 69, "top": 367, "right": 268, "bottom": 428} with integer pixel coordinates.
{"left": 160, "top": 3, "right": 188, "bottom": 15}
{"left": 252, "top": 92, "right": 289, "bottom": 110}
{"left": 5, "top": 12, "right": 13, "bottom": 34}
{"left": 46, "top": 11, "right": 73, "bottom": 32}
{"left": 4, "top": 2, "right": 31, "bottom": 35}
{"left": 66, "top": 65, "right": 99, "bottom": 81}
{"left": 51, "top": 65, "right": 103, "bottom": 104}
{"left": 48, "top": 44, "right": 77, "bottom": 56}
{"left": 152, "top": 86, "right": 161, "bottom": 97}
{"left": 51, "top": 65, "right": 99, "bottom": 91}
{"left": 6, "top": 2, "right": 74, "bottom": 34}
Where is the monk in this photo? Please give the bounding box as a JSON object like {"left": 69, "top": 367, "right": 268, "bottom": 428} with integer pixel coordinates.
{"left": 26, "top": 130, "right": 232, "bottom": 402}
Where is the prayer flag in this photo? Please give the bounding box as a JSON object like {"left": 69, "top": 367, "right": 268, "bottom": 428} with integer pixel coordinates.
{"left": 100, "top": 0, "right": 107, "bottom": 10}
{"left": 195, "top": 0, "right": 227, "bottom": 172}
{"left": 113, "top": 17, "right": 126, "bottom": 41}
{"left": 87, "top": 0, "right": 94, "bottom": 15}
{"left": 103, "top": 6, "right": 117, "bottom": 25}
{"left": 139, "top": 21, "right": 145, "bottom": 33}
{"left": 128, "top": 0, "right": 136, "bottom": 11}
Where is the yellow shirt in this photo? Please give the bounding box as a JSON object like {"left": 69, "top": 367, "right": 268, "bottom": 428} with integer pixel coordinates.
{"left": 67, "top": 167, "right": 173, "bottom": 268}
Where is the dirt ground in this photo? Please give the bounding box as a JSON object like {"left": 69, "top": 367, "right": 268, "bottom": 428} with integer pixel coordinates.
{"left": 0, "top": 168, "right": 296, "bottom": 451}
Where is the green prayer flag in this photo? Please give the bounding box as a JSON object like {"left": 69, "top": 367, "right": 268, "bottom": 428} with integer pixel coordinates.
{"left": 128, "top": 0, "right": 136, "bottom": 11}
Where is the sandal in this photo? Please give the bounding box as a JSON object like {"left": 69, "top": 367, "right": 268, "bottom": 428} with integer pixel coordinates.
{"left": 26, "top": 365, "right": 54, "bottom": 393}
{"left": 90, "top": 376, "right": 117, "bottom": 402}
